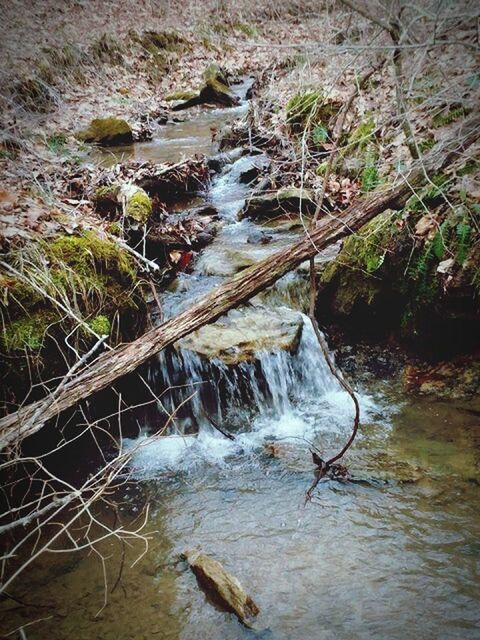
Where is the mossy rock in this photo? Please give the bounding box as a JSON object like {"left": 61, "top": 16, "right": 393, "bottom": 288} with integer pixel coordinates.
{"left": 77, "top": 117, "right": 133, "bottom": 146}
{"left": 239, "top": 187, "right": 315, "bottom": 220}
{"left": 286, "top": 91, "right": 340, "bottom": 132}
{"left": 165, "top": 89, "right": 198, "bottom": 101}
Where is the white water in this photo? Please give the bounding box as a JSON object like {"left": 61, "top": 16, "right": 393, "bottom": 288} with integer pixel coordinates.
{"left": 127, "top": 315, "right": 382, "bottom": 476}
{"left": 126, "top": 94, "right": 385, "bottom": 477}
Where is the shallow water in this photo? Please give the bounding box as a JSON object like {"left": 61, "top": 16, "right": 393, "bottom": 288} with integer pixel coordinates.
{"left": 2, "top": 78, "right": 479, "bottom": 640}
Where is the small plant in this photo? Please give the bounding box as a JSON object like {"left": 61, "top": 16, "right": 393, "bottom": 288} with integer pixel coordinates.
{"left": 312, "top": 123, "right": 328, "bottom": 145}
{"left": 46, "top": 133, "right": 67, "bottom": 153}
{"left": 361, "top": 147, "right": 379, "bottom": 192}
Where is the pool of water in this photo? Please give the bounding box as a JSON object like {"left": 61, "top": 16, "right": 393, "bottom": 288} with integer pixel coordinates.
{"left": 1, "top": 390, "right": 479, "bottom": 640}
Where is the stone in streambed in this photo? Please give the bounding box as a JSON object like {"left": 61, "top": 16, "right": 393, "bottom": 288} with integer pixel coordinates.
{"left": 77, "top": 117, "right": 133, "bottom": 146}
{"left": 183, "top": 549, "right": 259, "bottom": 627}
{"left": 239, "top": 187, "right": 315, "bottom": 220}
{"left": 177, "top": 305, "right": 303, "bottom": 365}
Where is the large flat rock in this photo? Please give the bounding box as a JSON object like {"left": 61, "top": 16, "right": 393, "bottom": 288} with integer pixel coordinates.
{"left": 177, "top": 305, "right": 304, "bottom": 364}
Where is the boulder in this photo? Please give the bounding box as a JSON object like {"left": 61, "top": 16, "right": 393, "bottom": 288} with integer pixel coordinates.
{"left": 77, "top": 117, "right": 133, "bottom": 146}
{"left": 172, "top": 64, "right": 239, "bottom": 110}
{"left": 183, "top": 549, "right": 259, "bottom": 627}
{"left": 177, "top": 305, "right": 303, "bottom": 365}
{"left": 239, "top": 187, "right": 315, "bottom": 220}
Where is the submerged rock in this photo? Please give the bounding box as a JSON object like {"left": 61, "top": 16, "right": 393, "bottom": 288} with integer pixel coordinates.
{"left": 239, "top": 187, "right": 315, "bottom": 220}
{"left": 183, "top": 549, "right": 259, "bottom": 627}
{"left": 177, "top": 305, "right": 303, "bottom": 365}
{"left": 77, "top": 117, "right": 133, "bottom": 146}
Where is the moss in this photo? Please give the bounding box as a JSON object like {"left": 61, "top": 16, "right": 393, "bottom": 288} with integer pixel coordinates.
{"left": 1, "top": 232, "right": 143, "bottom": 356}
{"left": 234, "top": 22, "right": 258, "bottom": 38}
{"left": 347, "top": 118, "right": 376, "bottom": 151}
{"left": 139, "top": 30, "right": 188, "bottom": 52}
{"left": 86, "top": 314, "right": 111, "bottom": 336}
{"left": 126, "top": 190, "right": 152, "bottom": 223}
{"left": 77, "top": 118, "right": 133, "bottom": 146}
{"left": 45, "top": 231, "right": 136, "bottom": 281}
{"left": 2, "top": 310, "right": 56, "bottom": 351}
{"left": 203, "top": 63, "right": 228, "bottom": 85}
{"left": 46, "top": 133, "right": 67, "bottom": 153}
{"left": 165, "top": 89, "right": 198, "bottom": 101}
{"left": 417, "top": 137, "right": 436, "bottom": 153}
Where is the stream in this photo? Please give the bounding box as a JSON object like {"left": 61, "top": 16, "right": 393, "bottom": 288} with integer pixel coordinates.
{"left": 2, "top": 80, "right": 479, "bottom": 640}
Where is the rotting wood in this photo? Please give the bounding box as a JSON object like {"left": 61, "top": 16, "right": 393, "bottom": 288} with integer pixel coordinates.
{"left": 0, "top": 114, "right": 478, "bottom": 451}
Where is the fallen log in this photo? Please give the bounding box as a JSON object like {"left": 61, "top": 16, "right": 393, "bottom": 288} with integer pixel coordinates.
{"left": 0, "top": 114, "right": 478, "bottom": 450}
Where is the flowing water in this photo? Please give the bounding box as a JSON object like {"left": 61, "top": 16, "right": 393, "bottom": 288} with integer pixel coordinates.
{"left": 2, "top": 81, "right": 479, "bottom": 640}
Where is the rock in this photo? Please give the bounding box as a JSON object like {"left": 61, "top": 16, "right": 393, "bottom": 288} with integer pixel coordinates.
{"left": 177, "top": 305, "right": 303, "bottom": 365}
{"left": 165, "top": 89, "right": 198, "bottom": 102}
{"left": 247, "top": 230, "right": 272, "bottom": 245}
{"left": 172, "top": 64, "right": 239, "bottom": 111}
{"left": 207, "top": 147, "right": 246, "bottom": 172}
{"left": 404, "top": 358, "right": 480, "bottom": 399}
{"left": 183, "top": 549, "right": 259, "bottom": 627}
{"left": 185, "top": 203, "right": 219, "bottom": 217}
{"left": 77, "top": 117, "right": 133, "bottom": 146}
{"left": 239, "top": 187, "right": 315, "bottom": 220}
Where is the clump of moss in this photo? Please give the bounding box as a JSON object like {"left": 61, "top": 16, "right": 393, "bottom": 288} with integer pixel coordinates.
{"left": 2, "top": 310, "right": 56, "bottom": 351}
{"left": 126, "top": 189, "right": 152, "bottom": 223}
{"left": 46, "top": 133, "right": 67, "bottom": 153}
{"left": 77, "top": 118, "right": 133, "bottom": 146}
{"left": 86, "top": 314, "right": 111, "bottom": 337}
{"left": 165, "top": 89, "right": 198, "bottom": 101}
{"left": 1, "top": 232, "right": 143, "bottom": 356}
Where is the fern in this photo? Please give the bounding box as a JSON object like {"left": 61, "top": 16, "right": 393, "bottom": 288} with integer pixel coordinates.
{"left": 456, "top": 221, "right": 471, "bottom": 265}
{"left": 432, "top": 219, "right": 450, "bottom": 259}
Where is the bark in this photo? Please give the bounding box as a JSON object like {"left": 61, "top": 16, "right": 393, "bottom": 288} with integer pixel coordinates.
{"left": 0, "top": 114, "right": 478, "bottom": 451}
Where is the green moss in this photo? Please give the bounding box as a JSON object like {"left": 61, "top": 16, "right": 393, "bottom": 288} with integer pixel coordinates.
{"left": 77, "top": 118, "right": 133, "bottom": 146}
{"left": 2, "top": 310, "right": 55, "bottom": 351}
{"left": 126, "top": 190, "right": 152, "bottom": 223}
{"left": 234, "top": 22, "right": 258, "bottom": 38}
{"left": 417, "top": 137, "right": 436, "bottom": 153}
{"left": 86, "top": 314, "right": 111, "bottom": 336}
{"left": 45, "top": 231, "right": 136, "bottom": 281}
{"left": 347, "top": 118, "right": 376, "bottom": 151}
{"left": 165, "top": 89, "right": 198, "bottom": 101}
